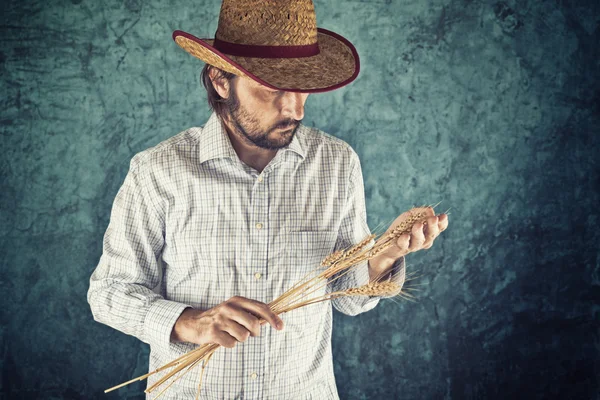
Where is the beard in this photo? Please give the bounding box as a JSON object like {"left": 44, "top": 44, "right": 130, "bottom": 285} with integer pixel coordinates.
{"left": 221, "top": 84, "right": 301, "bottom": 150}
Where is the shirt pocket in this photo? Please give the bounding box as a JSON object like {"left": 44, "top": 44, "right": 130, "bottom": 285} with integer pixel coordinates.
{"left": 282, "top": 230, "right": 337, "bottom": 333}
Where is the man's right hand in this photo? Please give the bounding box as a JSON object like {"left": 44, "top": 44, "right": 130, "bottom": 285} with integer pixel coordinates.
{"left": 170, "top": 296, "right": 284, "bottom": 348}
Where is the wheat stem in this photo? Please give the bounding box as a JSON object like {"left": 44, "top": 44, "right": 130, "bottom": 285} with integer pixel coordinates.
{"left": 105, "top": 206, "right": 433, "bottom": 397}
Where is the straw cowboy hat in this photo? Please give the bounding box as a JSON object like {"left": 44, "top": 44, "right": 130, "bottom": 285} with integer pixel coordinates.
{"left": 172, "top": 0, "right": 360, "bottom": 93}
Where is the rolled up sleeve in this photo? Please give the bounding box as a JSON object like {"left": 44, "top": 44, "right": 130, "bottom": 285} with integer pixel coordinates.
{"left": 328, "top": 149, "right": 402, "bottom": 315}
{"left": 87, "top": 155, "right": 191, "bottom": 356}
{"left": 369, "top": 255, "right": 406, "bottom": 299}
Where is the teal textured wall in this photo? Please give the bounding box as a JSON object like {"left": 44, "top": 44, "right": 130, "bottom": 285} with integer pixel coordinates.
{"left": 1, "top": 0, "right": 598, "bottom": 399}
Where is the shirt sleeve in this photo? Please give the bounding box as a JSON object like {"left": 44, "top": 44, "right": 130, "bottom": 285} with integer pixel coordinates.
{"left": 87, "top": 155, "right": 191, "bottom": 356}
{"left": 369, "top": 255, "right": 406, "bottom": 299}
{"left": 328, "top": 149, "right": 406, "bottom": 316}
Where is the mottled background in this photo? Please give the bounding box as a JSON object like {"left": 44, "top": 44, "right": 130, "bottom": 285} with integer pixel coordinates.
{"left": 0, "top": 0, "right": 598, "bottom": 399}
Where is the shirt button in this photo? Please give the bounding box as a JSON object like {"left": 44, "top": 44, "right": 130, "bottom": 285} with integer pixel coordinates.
{"left": 250, "top": 372, "right": 258, "bottom": 379}
{"left": 257, "top": 175, "right": 263, "bottom": 182}
{"left": 254, "top": 272, "right": 262, "bottom": 280}
{"left": 255, "top": 222, "right": 263, "bottom": 230}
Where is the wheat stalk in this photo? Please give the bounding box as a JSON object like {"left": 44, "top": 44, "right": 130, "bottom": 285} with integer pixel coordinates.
{"left": 104, "top": 203, "right": 446, "bottom": 399}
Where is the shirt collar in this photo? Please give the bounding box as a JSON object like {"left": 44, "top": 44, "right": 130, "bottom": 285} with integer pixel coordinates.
{"left": 196, "top": 111, "right": 306, "bottom": 165}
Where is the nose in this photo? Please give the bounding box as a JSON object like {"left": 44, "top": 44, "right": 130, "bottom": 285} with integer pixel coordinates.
{"left": 280, "top": 91, "right": 306, "bottom": 121}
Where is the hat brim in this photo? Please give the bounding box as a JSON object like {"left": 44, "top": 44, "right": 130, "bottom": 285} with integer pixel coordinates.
{"left": 172, "top": 28, "right": 360, "bottom": 93}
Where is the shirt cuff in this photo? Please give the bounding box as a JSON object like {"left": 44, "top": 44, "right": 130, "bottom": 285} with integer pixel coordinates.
{"left": 368, "top": 256, "right": 406, "bottom": 299}
{"left": 349, "top": 259, "right": 381, "bottom": 307}
{"left": 143, "top": 299, "right": 192, "bottom": 355}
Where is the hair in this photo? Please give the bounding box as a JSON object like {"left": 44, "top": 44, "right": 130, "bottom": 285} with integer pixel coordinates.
{"left": 200, "top": 64, "right": 239, "bottom": 120}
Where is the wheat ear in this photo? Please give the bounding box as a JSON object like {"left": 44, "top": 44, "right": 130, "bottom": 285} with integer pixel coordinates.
{"left": 105, "top": 205, "right": 438, "bottom": 398}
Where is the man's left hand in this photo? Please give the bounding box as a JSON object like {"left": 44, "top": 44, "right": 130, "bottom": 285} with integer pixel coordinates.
{"left": 368, "top": 206, "right": 449, "bottom": 277}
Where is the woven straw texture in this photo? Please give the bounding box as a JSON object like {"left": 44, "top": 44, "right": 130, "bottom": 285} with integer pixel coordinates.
{"left": 215, "top": 0, "right": 319, "bottom": 46}
{"left": 174, "top": 32, "right": 356, "bottom": 91}
{"left": 172, "top": 0, "right": 359, "bottom": 92}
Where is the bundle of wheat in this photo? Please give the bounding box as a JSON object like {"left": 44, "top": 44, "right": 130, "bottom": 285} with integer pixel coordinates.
{"left": 104, "top": 203, "right": 447, "bottom": 399}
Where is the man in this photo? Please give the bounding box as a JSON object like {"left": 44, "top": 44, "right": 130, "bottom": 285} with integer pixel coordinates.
{"left": 87, "top": 1, "right": 448, "bottom": 399}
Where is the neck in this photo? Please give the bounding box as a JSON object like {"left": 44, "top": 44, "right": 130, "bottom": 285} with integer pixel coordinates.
{"left": 220, "top": 115, "right": 277, "bottom": 173}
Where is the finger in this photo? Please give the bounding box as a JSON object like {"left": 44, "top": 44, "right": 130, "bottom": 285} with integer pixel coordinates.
{"left": 210, "top": 329, "right": 238, "bottom": 349}
{"left": 438, "top": 214, "right": 448, "bottom": 231}
{"left": 222, "top": 301, "right": 262, "bottom": 336}
{"left": 229, "top": 309, "right": 261, "bottom": 337}
{"left": 409, "top": 222, "right": 426, "bottom": 250}
{"left": 425, "top": 216, "right": 440, "bottom": 240}
{"left": 236, "top": 298, "right": 284, "bottom": 331}
{"left": 395, "top": 233, "right": 410, "bottom": 253}
{"left": 222, "top": 319, "right": 252, "bottom": 343}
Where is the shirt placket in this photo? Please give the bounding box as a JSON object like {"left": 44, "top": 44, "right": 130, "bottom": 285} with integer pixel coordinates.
{"left": 244, "top": 168, "right": 270, "bottom": 399}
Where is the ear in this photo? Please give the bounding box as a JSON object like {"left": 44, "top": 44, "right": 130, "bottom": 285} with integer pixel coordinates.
{"left": 208, "top": 67, "right": 231, "bottom": 99}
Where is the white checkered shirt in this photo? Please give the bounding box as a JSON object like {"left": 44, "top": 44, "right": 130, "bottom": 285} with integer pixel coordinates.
{"left": 87, "top": 110, "right": 405, "bottom": 400}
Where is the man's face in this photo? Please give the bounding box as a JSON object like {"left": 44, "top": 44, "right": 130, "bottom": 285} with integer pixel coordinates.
{"left": 222, "top": 76, "right": 310, "bottom": 150}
